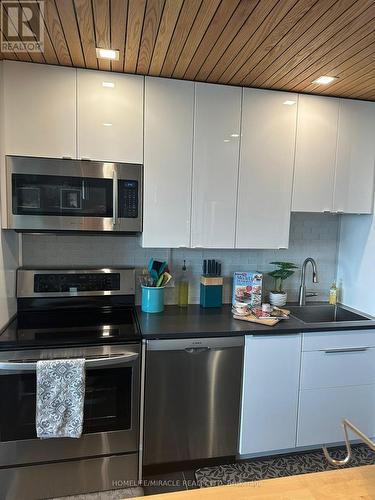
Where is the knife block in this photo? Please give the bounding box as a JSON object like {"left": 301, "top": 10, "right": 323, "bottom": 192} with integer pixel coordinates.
{"left": 200, "top": 276, "right": 223, "bottom": 308}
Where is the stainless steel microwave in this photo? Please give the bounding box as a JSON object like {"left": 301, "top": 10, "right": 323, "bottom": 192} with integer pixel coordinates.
{"left": 3, "top": 156, "right": 143, "bottom": 232}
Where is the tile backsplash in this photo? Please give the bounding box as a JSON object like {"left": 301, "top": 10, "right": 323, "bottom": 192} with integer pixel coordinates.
{"left": 22, "top": 213, "right": 339, "bottom": 305}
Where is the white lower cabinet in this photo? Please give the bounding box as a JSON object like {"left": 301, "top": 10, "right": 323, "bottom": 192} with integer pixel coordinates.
{"left": 239, "top": 334, "right": 301, "bottom": 455}
{"left": 240, "top": 330, "right": 375, "bottom": 456}
{"left": 297, "top": 385, "right": 375, "bottom": 446}
{"left": 298, "top": 331, "right": 375, "bottom": 447}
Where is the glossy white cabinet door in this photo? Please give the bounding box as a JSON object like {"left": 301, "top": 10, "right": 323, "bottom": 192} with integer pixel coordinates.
{"left": 236, "top": 89, "right": 297, "bottom": 249}
{"left": 292, "top": 94, "right": 339, "bottom": 212}
{"left": 77, "top": 70, "right": 143, "bottom": 163}
{"left": 240, "top": 334, "right": 301, "bottom": 455}
{"left": 297, "top": 385, "right": 375, "bottom": 446}
{"left": 334, "top": 99, "right": 375, "bottom": 214}
{"left": 191, "top": 83, "right": 241, "bottom": 248}
{"left": 3, "top": 61, "right": 76, "bottom": 158}
{"left": 143, "top": 77, "right": 194, "bottom": 248}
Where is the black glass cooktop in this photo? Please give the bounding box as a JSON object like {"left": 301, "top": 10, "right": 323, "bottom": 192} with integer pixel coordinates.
{"left": 0, "top": 306, "right": 140, "bottom": 349}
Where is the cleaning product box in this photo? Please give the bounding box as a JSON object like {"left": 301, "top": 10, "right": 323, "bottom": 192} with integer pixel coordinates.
{"left": 232, "top": 272, "right": 263, "bottom": 307}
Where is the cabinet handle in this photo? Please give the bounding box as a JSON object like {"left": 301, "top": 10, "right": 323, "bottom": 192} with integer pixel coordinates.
{"left": 323, "top": 347, "right": 369, "bottom": 354}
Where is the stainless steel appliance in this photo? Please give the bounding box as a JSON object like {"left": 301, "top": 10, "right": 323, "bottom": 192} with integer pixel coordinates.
{"left": 3, "top": 156, "right": 142, "bottom": 232}
{"left": 0, "top": 268, "right": 141, "bottom": 500}
{"left": 143, "top": 337, "right": 244, "bottom": 467}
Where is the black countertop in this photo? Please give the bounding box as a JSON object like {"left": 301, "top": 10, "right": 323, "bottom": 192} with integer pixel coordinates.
{"left": 137, "top": 303, "right": 375, "bottom": 339}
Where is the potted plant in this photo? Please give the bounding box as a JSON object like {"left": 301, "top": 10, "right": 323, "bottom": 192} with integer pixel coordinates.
{"left": 267, "top": 261, "right": 298, "bottom": 307}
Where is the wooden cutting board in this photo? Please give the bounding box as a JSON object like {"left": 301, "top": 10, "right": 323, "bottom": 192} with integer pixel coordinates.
{"left": 233, "top": 314, "right": 280, "bottom": 326}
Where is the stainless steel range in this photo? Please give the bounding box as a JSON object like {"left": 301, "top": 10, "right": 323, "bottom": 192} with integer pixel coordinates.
{"left": 0, "top": 268, "right": 141, "bottom": 500}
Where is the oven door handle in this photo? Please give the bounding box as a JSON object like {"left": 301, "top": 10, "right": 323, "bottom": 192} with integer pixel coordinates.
{"left": 0, "top": 353, "right": 139, "bottom": 372}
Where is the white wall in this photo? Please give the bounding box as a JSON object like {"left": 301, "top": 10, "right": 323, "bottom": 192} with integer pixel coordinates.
{"left": 0, "top": 61, "right": 19, "bottom": 328}
{"left": 22, "top": 213, "right": 339, "bottom": 305}
{"left": 337, "top": 211, "right": 375, "bottom": 315}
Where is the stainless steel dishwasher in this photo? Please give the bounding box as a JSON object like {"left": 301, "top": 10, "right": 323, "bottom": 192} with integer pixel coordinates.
{"left": 143, "top": 336, "right": 244, "bottom": 466}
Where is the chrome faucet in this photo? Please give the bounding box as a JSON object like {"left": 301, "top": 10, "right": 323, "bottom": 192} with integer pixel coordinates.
{"left": 298, "top": 258, "right": 319, "bottom": 306}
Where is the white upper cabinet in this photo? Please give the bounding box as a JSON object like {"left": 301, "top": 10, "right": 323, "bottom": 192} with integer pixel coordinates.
{"left": 191, "top": 83, "right": 241, "bottom": 248}
{"left": 292, "top": 94, "right": 339, "bottom": 212}
{"left": 334, "top": 99, "right": 375, "bottom": 214}
{"left": 77, "top": 70, "right": 143, "bottom": 163}
{"left": 3, "top": 61, "right": 76, "bottom": 158}
{"left": 143, "top": 77, "right": 194, "bottom": 248}
{"left": 236, "top": 89, "right": 297, "bottom": 249}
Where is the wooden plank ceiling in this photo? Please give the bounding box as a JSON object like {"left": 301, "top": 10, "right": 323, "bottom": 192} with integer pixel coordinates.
{"left": 1, "top": 0, "right": 375, "bottom": 100}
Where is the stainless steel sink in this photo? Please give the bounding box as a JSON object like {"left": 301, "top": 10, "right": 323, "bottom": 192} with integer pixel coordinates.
{"left": 288, "top": 305, "right": 371, "bottom": 324}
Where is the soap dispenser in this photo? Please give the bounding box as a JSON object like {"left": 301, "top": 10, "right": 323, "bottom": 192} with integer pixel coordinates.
{"left": 329, "top": 282, "right": 337, "bottom": 305}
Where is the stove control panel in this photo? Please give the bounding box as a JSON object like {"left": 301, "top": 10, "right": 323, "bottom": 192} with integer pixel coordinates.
{"left": 17, "top": 268, "right": 136, "bottom": 297}
{"left": 34, "top": 273, "right": 121, "bottom": 293}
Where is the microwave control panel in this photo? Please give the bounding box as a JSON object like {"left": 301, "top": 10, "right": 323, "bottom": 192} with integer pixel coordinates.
{"left": 119, "top": 180, "right": 138, "bottom": 218}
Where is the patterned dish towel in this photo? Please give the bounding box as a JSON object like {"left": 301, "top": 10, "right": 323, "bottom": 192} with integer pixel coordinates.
{"left": 36, "top": 358, "right": 85, "bottom": 439}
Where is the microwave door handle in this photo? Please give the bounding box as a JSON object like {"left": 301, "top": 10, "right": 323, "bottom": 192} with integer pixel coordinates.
{"left": 113, "top": 168, "right": 118, "bottom": 227}
{"left": 0, "top": 353, "right": 139, "bottom": 372}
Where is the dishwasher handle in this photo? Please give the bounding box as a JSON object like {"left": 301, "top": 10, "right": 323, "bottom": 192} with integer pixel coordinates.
{"left": 147, "top": 336, "right": 244, "bottom": 351}
{"left": 184, "top": 347, "right": 211, "bottom": 353}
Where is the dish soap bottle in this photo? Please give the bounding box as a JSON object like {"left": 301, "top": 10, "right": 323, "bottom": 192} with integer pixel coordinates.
{"left": 329, "top": 282, "right": 337, "bottom": 305}
{"left": 178, "top": 260, "right": 189, "bottom": 307}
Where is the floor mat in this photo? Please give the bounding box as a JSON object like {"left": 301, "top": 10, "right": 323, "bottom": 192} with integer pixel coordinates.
{"left": 195, "top": 444, "right": 375, "bottom": 488}
{"left": 49, "top": 486, "right": 143, "bottom": 499}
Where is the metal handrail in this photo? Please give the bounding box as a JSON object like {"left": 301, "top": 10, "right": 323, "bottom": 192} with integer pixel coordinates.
{"left": 323, "top": 419, "right": 375, "bottom": 466}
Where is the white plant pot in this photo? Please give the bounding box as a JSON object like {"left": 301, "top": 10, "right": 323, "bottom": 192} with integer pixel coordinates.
{"left": 269, "top": 291, "right": 287, "bottom": 307}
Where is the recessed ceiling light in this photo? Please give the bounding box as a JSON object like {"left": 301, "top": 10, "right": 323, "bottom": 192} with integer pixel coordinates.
{"left": 223, "top": 139, "right": 230, "bottom": 143}
{"left": 230, "top": 133, "right": 240, "bottom": 138}
{"left": 103, "top": 123, "right": 113, "bottom": 127}
{"left": 96, "top": 48, "right": 119, "bottom": 61}
{"left": 283, "top": 100, "right": 296, "bottom": 105}
{"left": 312, "top": 75, "right": 338, "bottom": 85}
{"left": 102, "top": 81, "right": 115, "bottom": 88}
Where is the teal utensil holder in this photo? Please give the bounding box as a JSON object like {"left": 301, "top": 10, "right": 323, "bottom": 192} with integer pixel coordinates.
{"left": 141, "top": 286, "right": 165, "bottom": 313}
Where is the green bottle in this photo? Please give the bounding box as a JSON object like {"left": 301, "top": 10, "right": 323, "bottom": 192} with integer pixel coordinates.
{"left": 178, "top": 260, "right": 189, "bottom": 307}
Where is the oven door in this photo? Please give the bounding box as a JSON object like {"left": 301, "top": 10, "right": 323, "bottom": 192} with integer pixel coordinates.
{"left": 4, "top": 156, "right": 142, "bottom": 232}
{"left": 0, "top": 344, "right": 140, "bottom": 467}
